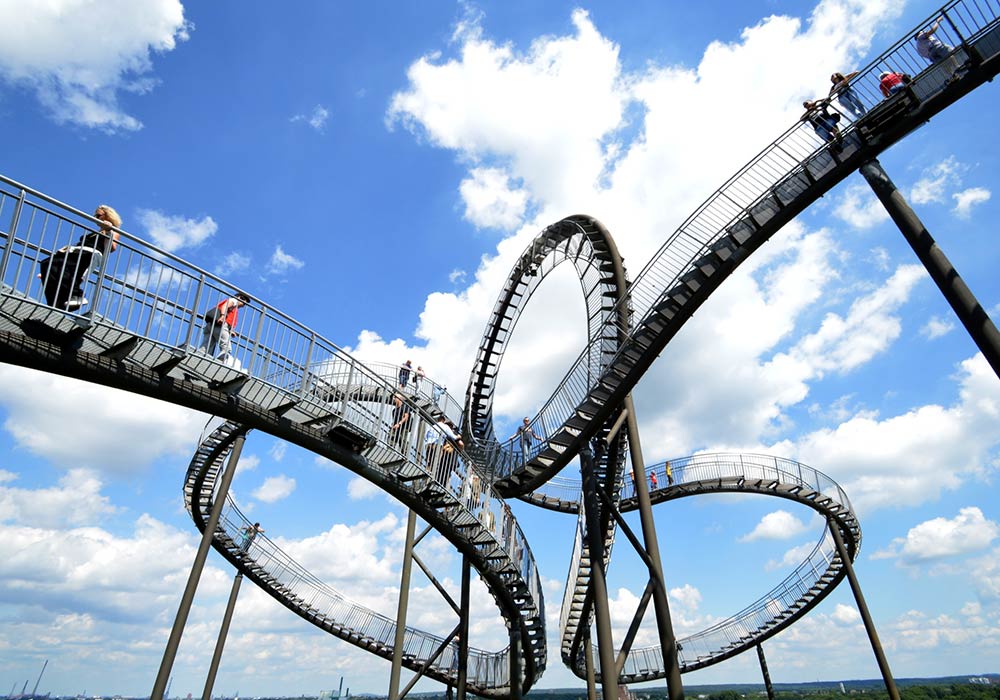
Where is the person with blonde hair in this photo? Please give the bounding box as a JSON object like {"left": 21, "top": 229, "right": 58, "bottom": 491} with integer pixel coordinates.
{"left": 39, "top": 204, "right": 122, "bottom": 311}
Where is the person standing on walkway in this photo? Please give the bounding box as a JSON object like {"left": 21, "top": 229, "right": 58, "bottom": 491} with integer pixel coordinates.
{"left": 239, "top": 522, "right": 264, "bottom": 551}
{"left": 514, "top": 417, "right": 539, "bottom": 460}
{"left": 829, "top": 71, "right": 866, "bottom": 118}
{"left": 201, "top": 292, "right": 251, "bottom": 360}
{"left": 915, "top": 17, "right": 953, "bottom": 64}
{"left": 40, "top": 204, "right": 122, "bottom": 311}
{"left": 398, "top": 359, "right": 412, "bottom": 390}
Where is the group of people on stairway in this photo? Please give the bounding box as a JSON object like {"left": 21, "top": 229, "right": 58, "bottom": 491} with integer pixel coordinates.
{"left": 800, "top": 16, "right": 970, "bottom": 149}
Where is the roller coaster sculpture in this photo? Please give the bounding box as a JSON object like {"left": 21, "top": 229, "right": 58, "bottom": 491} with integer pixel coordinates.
{"left": 2, "top": 1, "right": 999, "bottom": 697}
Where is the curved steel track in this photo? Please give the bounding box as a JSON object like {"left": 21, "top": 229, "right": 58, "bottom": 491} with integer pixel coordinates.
{"left": 1, "top": 1, "right": 998, "bottom": 694}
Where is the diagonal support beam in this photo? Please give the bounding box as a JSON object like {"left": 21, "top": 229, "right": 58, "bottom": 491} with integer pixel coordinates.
{"left": 398, "top": 623, "right": 461, "bottom": 700}
{"left": 615, "top": 579, "right": 655, "bottom": 675}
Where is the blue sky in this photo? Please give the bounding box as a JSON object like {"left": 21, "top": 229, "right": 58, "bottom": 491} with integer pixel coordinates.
{"left": 1, "top": 0, "right": 999, "bottom": 696}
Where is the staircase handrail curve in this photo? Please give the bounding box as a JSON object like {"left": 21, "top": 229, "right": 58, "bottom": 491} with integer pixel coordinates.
{"left": 483, "top": 0, "right": 1000, "bottom": 489}
{"left": 567, "top": 452, "right": 860, "bottom": 681}
{"left": 184, "top": 419, "right": 531, "bottom": 694}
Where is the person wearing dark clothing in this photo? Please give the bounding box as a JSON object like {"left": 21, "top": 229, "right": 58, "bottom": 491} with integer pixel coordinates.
{"left": 389, "top": 393, "right": 411, "bottom": 446}
{"left": 39, "top": 204, "right": 121, "bottom": 311}
{"left": 398, "top": 360, "right": 413, "bottom": 389}
{"left": 801, "top": 99, "right": 842, "bottom": 147}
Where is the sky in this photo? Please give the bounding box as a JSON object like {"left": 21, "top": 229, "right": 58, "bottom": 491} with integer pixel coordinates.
{"left": 0, "top": 0, "right": 998, "bottom": 696}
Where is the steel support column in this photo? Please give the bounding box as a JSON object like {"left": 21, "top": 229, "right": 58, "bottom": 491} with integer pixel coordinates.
{"left": 861, "top": 159, "right": 1000, "bottom": 380}
{"left": 827, "top": 518, "right": 900, "bottom": 700}
{"left": 584, "top": 628, "right": 597, "bottom": 700}
{"left": 203, "top": 571, "right": 244, "bottom": 700}
{"left": 624, "top": 394, "right": 683, "bottom": 700}
{"left": 756, "top": 644, "right": 774, "bottom": 700}
{"left": 509, "top": 621, "right": 522, "bottom": 700}
{"left": 152, "top": 431, "right": 247, "bottom": 700}
{"left": 388, "top": 509, "right": 418, "bottom": 700}
{"left": 580, "top": 446, "right": 619, "bottom": 700}
{"left": 456, "top": 556, "right": 471, "bottom": 700}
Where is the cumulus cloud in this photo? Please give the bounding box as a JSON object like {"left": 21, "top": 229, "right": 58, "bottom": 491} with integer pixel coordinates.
{"left": 0, "top": 0, "right": 191, "bottom": 131}
{"left": 267, "top": 245, "right": 305, "bottom": 275}
{"left": 765, "top": 541, "right": 816, "bottom": 571}
{"left": 137, "top": 209, "right": 218, "bottom": 252}
{"left": 347, "top": 476, "right": 381, "bottom": 500}
{"left": 920, "top": 315, "right": 955, "bottom": 340}
{"left": 872, "top": 507, "right": 1000, "bottom": 564}
{"left": 739, "top": 510, "right": 809, "bottom": 542}
{"left": 214, "top": 251, "right": 251, "bottom": 277}
{"left": 0, "top": 366, "right": 206, "bottom": 476}
{"left": 459, "top": 167, "right": 529, "bottom": 230}
{"left": 910, "top": 157, "right": 962, "bottom": 205}
{"left": 291, "top": 105, "right": 330, "bottom": 131}
{"left": 952, "top": 186, "right": 991, "bottom": 219}
{"left": 252, "top": 475, "right": 296, "bottom": 503}
{"left": 783, "top": 354, "right": 1000, "bottom": 512}
{"left": 0, "top": 469, "right": 115, "bottom": 529}
{"left": 834, "top": 183, "right": 889, "bottom": 229}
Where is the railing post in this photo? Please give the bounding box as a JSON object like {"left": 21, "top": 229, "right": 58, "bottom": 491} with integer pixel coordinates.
{"left": 184, "top": 275, "right": 206, "bottom": 350}
{"left": 0, "top": 189, "right": 26, "bottom": 287}
{"left": 84, "top": 239, "right": 113, "bottom": 324}
{"left": 246, "top": 307, "right": 266, "bottom": 376}
{"left": 298, "top": 333, "right": 317, "bottom": 399}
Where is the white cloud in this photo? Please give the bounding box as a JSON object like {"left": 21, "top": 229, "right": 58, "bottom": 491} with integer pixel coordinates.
{"left": 371, "top": 0, "right": 909, "bottom": 438}
{"left": 347, "top": 477, "right": 381, "bottom": 500}
{"left": 832, "top": 603, "right": 861, "bottom": 625}
{"left": 0, "top": 366, "right": 206, "bottom": 476}
{"left": 765, "top": 541, "right": 816, "bottom": 571}
{"left": 267, "top": 245, "right": 305, "bottom": 275}
{"left": 739, "top": 510, "right": 809, "bottom": 542}
{"left": 252, "top": 475, "right": 296, "bottom": 503}
{"left": 783, "top": 354, "right": 1000, "bottom": 512}
{"left": 137, "top": 209, "right": 218, "bottom": 252}
{"left": 448, "top": 269, "right": 467, "bottom": 285}
{"left": 291, "top": 105, "right": 330, "bottom": 131}
{"left": 952, "top": 186, "right": 991, "bottom": 219}
{"left": 0, "top": 0, "right": 190, "bottom": 131}
{"left": 872, "top": 507, "right": 1000, "bottom": 563}
{"left": 268, "top": 442, "right": 287, "bottom": 462}
{"left": 0, "top": 469, "right": 115, "bottom": 528}
{"left": 834, "top": 183, "right": 889, "bottom": 229}
{"left": 459, "top": 167, "right": 529, "bottom": 230}
{"left": 214, "top": 251, "right": 251, "bottom": 277}
{"left": 920, "top": 315, "right": 955, "bottom": 339}
{"left": 910, "top": 156, "right": 961, "bottom": 205}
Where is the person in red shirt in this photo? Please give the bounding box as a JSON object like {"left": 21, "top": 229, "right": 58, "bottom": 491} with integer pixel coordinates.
{"left": 879, "top": 71, "right": 907, "bottom": 97}
{"left": 201, "top": 291, "right": 251, "bottom": 360}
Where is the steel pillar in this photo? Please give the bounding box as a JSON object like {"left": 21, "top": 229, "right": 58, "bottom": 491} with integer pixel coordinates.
{"left": 624, "top": 395, "right": 684, "bottom": 700}
{"left": 580, "top": 446, "right": 619, "bottom": 700}
{"left": 456, "top": 557, "right": 471, "bottom": 700}
{"left": 509, "top": 621, "right": 522, "bottom": 700}
{"left": 388, "top": 509, "right": 418, "bottom": 700}
{"left": 860, "top": 159, "right": 1000, "bottom": 380}
{"left": 827, "top": 518, "right": 900, "bottom": 700}
{"left": 151, "top": 431, "right": 247, "bottom": 700}
{"left": 756, "top": 644, "right": 774, "bottom": 700}
{"left": 584, "top": 628, "right": 598, "bottom": 700}
{"left": 202, "top": 571, "right": 244, "bottom": 700}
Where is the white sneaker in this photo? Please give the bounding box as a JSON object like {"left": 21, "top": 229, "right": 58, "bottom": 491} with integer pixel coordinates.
{"left": 65, "top": 297, "right": 88, "bottom": 311}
